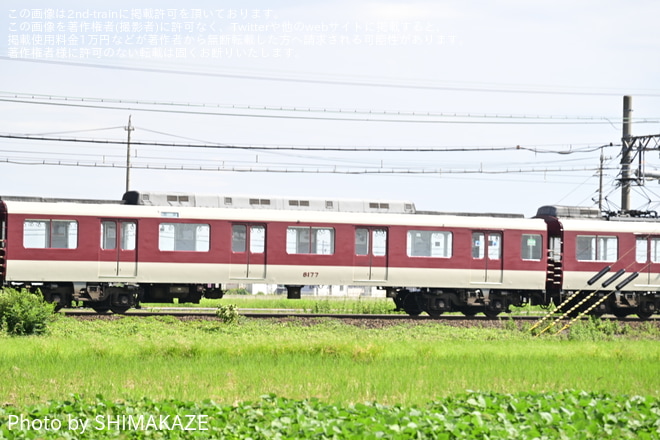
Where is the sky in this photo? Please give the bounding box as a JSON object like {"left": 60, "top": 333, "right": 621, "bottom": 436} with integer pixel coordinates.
{"left": 1, "top": 0, "right": 660, "bottom": 217}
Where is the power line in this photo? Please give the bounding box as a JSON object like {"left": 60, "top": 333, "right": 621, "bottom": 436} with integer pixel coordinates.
{"left": 0, "top": 132, "right": 617, "bottom": 154}
{"left": 0, "top": 156, "right": 611, "bottom": 175}
{"left": 2, "top": 94, "right": 658, "bottom": 126}
{"left": 2, "top": 91, "right": 655, "bottom": 125}
{"left": 4, "top": 56, "right": 660, "bottom": 97}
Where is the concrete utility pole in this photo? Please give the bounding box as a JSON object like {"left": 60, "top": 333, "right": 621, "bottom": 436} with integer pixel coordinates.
{"left": 125, "top": 115, "right": 134, "bottom": 193}
{"left": 621, "top": 96, "right": 633, "bottom": 213}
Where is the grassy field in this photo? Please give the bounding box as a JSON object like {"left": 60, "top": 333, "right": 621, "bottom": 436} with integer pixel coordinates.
{"left": 2, "top": 312, "right": 660, "bottom": 438}
{"left": 2, "top": 315, "right": 659, "bottom": 407}
{"left": 142, "top": 294, "right": 553, "bottom": 316}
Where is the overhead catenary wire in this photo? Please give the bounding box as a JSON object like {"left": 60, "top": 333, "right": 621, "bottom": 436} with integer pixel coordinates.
{"left": 4, "top": 56, "right": 660, "bottom": 97}
{"left": 0, "top": 157, "right": 610, "bottom": 175}
{"left": 1, "top": 92, "right": 658, "bottom": 126}
{"left": 0, "top": 132, "right": 619, "bottom": 154}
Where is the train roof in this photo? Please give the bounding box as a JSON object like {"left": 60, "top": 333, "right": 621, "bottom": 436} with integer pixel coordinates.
{"left": 1, "top": 197, "right": 546, "bottom": 230}
{"left": 123, "top": 190, "right": 417, "bottom": 214}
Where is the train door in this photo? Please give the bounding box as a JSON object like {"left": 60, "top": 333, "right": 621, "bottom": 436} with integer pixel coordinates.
{"left": 0, "top": 202, "right": 6, "bottom": 283}
{"left": 230, "top": 224, "right": 266, "bottom": 280}
{"left": 635, "top": 235, "right": 660, "bottom": 287}
{"left": 99, "top": 220, "right": 137, "bottom": 277}
{"left": 470, "top": 231, "right": 503, "bottom": 283}
{"left": 353, "top": 227, "right": 388, "bottom": 282}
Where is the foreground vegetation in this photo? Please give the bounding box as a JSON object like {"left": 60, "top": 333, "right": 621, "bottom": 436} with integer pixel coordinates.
{"left": 1, "top": 316, "right": 659, "bottom": 407}
{"left": 1, "top": 391, "right": 658, "bottom": 439}
{"left": 1, "top": 290, "right": 659, "bottom": 438}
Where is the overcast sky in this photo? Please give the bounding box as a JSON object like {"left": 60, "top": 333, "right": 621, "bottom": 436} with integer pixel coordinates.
{"left": 1, "top": 1, "right": 659, "bottom": 216}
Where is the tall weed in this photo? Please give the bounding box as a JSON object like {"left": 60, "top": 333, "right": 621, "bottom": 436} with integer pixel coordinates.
{"left": 0, "top": 288, "right": 55, "bottom": 335}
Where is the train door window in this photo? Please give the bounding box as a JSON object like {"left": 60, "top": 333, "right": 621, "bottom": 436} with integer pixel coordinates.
{"left": 372, "top": 229, "right": 387, "bottom": 256}
{"left": 472, "top": 232, "right": 501, "bottom": 260}
{"left": 636, "top": 236, "right": 660, "bottom": 263}
{"left": 122, "top": 222, "right": 136, "bottom": 250}
{"left": 232, "top": 225, "right": 247, "bottom": 252}
{"left": 651, "top": 238, "right": 660, "bottom": 263}
{"left": 487, "top": 233, "right": 501, "bottom": 260}
{"left": 102, "top": 221, "right": 136, "bottom": 250}
{"left": 24, "top": 220, "right": 77, "bottom": 249}
{"left": 355, "top": 228, "right": 387, "bottom": 256}
{"left": 636, "top": 237, "right": 647, "bottom": 263}
{"left": 249, "top": 226, "right": 265, "bottom": 253}
{"left": 576, "top": 235, "right": 617, "bottom": 262}
{"left": 549, "top": 236, "right": 562, "bottom": 262}
{"left": 355, "top": 228, "right": 369, "bottom": 255}
{"left": 521, "top": 234, "right": 542, "bottom": 260}
{"left": 233, "top": 225, "right": 265, "bottom": 253}
{"left": 472, "top": 233, "right": 485, "bottom": 258}
{"left": 286, "top": 226, "right": 334, "bottom": 255}
{"left": 101, "top": 221, "right": 117, "bottom": 250}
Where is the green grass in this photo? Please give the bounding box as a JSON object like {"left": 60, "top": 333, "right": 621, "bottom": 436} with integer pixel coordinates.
{"left": 143, "top": 295, "right": 400, "bottom": 314}
{"left": 1, "top": 316, "right": 659, "bottom": 407}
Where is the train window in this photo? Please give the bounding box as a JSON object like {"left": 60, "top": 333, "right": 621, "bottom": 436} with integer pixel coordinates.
{"left": 159, "top": 223, "right": 210, "bottom": 251}
{"left": 576, "top": 235, "right": 617, "bottom": 262}
{"left": 286, "top": 227, "right": 334, "bottom": 255}
{"left": 23, "top": 220, "right": 78, "bottom": 249}
{"left": 406, "top": 230, "right": 452, "bottom": 258}
{"left": 521, "top": 234, "right": 542, "bottom": 260}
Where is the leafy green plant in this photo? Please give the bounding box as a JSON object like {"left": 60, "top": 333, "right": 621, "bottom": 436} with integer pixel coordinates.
{"left": 215, "top": 304, "right": 240, "bottom": 324}
{"left": 568, "top": 316, "right": 620, "bottom": 341}
{"left": 0, "top": 287, "right": 55, "bottom": 335}
{"left": 1, "top": 392, "right": 659, "bottom": 439}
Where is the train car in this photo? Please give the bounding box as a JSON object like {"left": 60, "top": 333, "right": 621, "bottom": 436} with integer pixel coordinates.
{"left": 0, "top": 192, "right": 551, "bottom": 317}
{"left": 537, "top": 205, "right": 660, "bottom": 319}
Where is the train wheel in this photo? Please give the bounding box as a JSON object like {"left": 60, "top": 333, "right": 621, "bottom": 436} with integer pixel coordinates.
{"left": 484, "top": 310, "right": 501, "bottom": 319}
{"left": 92, "top": 307, "right": 110, "bottom": 313}
{"left": 110, "top": 305, "right": 130, "bottom": 314}
{"left": 637, "top": 300, "right": 656, "bottom": 320}
{"left": 484, "top": 296, "right": 504, "bottom": 319}
{"left": 427, "top": 310, "right": 442, "bottom": 318}
{"left": 612, "top": 308, "right": 630, "bottom": 318}
{"left": 458, "top": 308, "right": 477, "bottom": 317}
{"left": 402, "top": 292, "right": 422, "bottom": 316}
{"left": 49, "top": 293, "right": 65, "bottom": 312}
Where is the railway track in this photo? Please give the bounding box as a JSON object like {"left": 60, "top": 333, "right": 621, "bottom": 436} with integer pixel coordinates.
{"left": 60, "top": 307, "right": 658, "bottom": 323}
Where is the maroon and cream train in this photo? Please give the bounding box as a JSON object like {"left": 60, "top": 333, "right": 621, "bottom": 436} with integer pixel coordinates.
{"left": 0, "top": 191, "right": 658, "bottom": 318}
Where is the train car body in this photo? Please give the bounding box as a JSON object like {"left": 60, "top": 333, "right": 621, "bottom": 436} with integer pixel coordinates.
{"left": 538, "top": 207, "right": 660, "bottom": 318}
{"left": 0, "top": 193, "right": 549, "bottom": 316}
{"left": 1, "top": 192, "right": 658, "bottom": 318}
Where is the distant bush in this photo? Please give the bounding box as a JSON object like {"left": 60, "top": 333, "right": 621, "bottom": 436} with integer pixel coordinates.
{"left": 0, "top": 288, "right": 55, "bottom": 335}
{"left": 225, "top": 288, "right": 250, "bottom": 295}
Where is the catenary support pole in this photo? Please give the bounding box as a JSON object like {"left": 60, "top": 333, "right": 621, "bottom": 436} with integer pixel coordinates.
{"left": 125, "top": 115, "right": 134, "bottom": 193}
{"left": 621, "top": 96, "right": 633, "bottom": 213}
